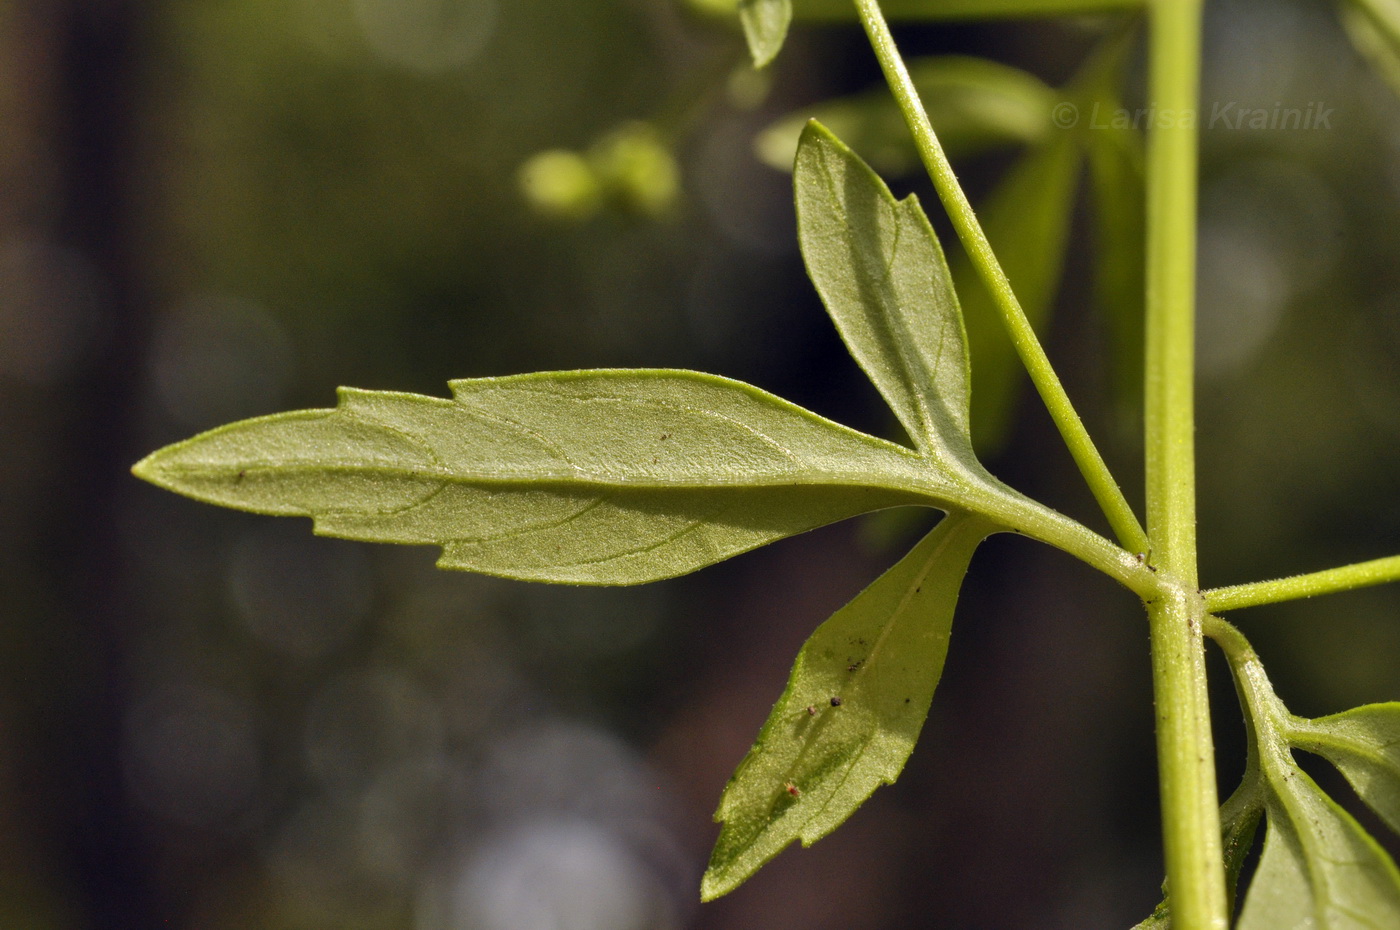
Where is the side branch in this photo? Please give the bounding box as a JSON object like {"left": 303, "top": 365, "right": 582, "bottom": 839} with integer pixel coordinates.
{"left": 1204, "top": 554, "right": 1400, "bottom": 613}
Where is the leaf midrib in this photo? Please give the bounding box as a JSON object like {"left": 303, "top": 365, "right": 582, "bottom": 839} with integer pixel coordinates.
{"left": 158, "top": 458, "right": 962, "bottom": 494}
{"left": 804, "top": 521, "right": 971, "bottom": 827}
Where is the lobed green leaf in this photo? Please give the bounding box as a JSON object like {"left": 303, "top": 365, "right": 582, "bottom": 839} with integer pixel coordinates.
{"left": 739, "top": 0, "right": 793, "bottom": 68}
{"left": 794, "top": 121, "right": 979, "bottom": 469}
{"left": 756, "top": 56, "right": 1055, "bottom": 176}
{"left": 701, "top": 511, "right": 991, "bottom": 899}
{"left": 133, "top": 369, "right": 959, "bottom": 585}
{"left": 1292, "top": 703, "right": 1400, "bottom": 838}
{"left": 1207, "top": 616, "right": 1400, "bottom": 929}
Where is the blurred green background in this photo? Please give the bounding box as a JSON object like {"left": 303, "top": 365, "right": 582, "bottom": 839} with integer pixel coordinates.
{"left": 1, "top": 0, "right": 1398, "bottom": 927}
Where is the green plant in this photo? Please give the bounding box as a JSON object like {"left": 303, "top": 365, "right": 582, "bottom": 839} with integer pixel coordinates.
{"left": 132, "top": 1, "right": 1400, "bottom": 927}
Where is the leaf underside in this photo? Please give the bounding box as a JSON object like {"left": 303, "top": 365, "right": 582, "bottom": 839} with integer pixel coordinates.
{"left": 1228, "top": 692, "right": 1400, "bottom": 928}
{"left": 133, "top": 369, "right": 956, "bottom": 585}
{"left": 1141, "top": 684, "right": 1400, "bottom": 928}
{"left": 1294, "top": 704, "right": 1400, "bottom": 839}
{"left": 701, "top": 511, "right": 990, "bottom": 899}
{"left": 697, "top": 123, "right": 1010, "bottom": 899}
{"left": 1144, "top": 743, "right": 1400, "bottom": 930}
{"left": 134, "top": 125, "right": 1005, "bottom": 592}
{"left": 1238, "top": 761, "right": 1400, "bottom": 930}
{"left": 1236, "top": 703, "right": 1400, "bottom": 929}
{"left": 136, "top": 118, "right": 1012, "bottom": 905}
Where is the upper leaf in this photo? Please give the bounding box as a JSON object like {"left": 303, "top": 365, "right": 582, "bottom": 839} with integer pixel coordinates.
{"left": 757, "top": 56, "right": 1055, "bottom": 176}
{"left": 133, "top": 369, "right": 954, "bottom": 585}
{"left": 739, "top": 0, "right": 793, "bottom": 68}
{"left": 1292, "top": 703, "right": 1400, "bottom": 837}
{"left": 702, "top": 511, "right": 991, "bottom": 899}
{"left": 795, "top": 121, "right": 977, "bottom": 469}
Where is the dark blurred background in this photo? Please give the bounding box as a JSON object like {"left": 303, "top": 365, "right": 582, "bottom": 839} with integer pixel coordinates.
{"left": 2, "top": 0, "right": 1399, "bottom": 927}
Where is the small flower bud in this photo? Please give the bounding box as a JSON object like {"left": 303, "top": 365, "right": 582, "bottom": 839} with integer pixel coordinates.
{"left": 517, "top": 149, "right": 602, "bottom": 221}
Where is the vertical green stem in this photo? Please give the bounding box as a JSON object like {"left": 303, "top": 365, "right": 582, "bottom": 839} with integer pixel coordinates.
{"left": 852, "top": 0, "right": 1148, "bottom": 557}
{"left": 1144, "top": 1, "right": 1226, "bottom": 928}
{"left": 1145, "top": 1, "right": 1202, "bottom": 576}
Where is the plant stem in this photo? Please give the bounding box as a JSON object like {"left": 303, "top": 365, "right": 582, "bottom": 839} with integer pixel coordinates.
{"left": 1144, "top": 6, "right": 1201, "bottom": 581}
{"left": 1204, "top": 553, "right": 1400, "bottom": 612}
{"left": 851, "top": 0, "right": 1149, "bottom": 558}
{"left": 1143, "top": 1, "right": 1226, "bottom": 928}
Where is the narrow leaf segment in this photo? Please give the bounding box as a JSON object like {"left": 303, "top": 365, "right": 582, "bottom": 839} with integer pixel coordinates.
{"left": 1238, "top": 763, "right": 1400, "bottom": 930}
{"left": 702, "top": 511, "right": 991, "bottom": 899}
{"left": 132, "top": 123, "right": 1150, "bottom": 596}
